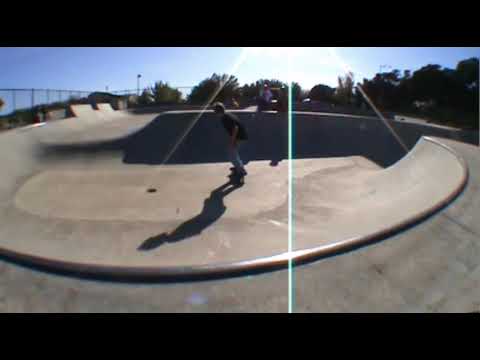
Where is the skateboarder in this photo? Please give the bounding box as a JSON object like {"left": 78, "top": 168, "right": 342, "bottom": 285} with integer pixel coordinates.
{"left": 213, "top": 102, "right": 248, "bottom": 182}
{"left": 257, "top": 84, "right": 273, "bottom": 111}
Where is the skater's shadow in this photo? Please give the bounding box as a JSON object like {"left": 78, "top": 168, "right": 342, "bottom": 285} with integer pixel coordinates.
{"left": 138, "top": 180, "right": 242, "bottom": 251}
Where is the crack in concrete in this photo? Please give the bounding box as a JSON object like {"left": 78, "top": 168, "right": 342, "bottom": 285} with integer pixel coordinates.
{"left": 442, "top": 213, "right": 480, "bottom": 238}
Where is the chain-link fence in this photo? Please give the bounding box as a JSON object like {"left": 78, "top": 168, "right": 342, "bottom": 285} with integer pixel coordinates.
{"left": 0, "top": 88, "right": 94, "bottom": 129}
{"left": 110, "top": 87, "right": 194, "bottom": 99}
{"left": 110, "top": 89, "right": 137, "bottom": 96}
{"left": 0, "top": 89, "right": 93, "bottom": 115}
{"left": 0, "top": 86, "right": 196, "bottom": 131}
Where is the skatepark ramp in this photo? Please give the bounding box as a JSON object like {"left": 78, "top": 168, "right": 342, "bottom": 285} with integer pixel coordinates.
{"left": 0, "top": 109, "right": 474, "bottom": 281}
{"left": 95, "top": 103, "right": 115, "bottom": 113}
{"left": 39, "top": 110, "right": 476, "bottom": 167}
{"left": 40, "top": 104, "right": 129, "bottom": 138}
{"left": 95, "top": 103, "right": 128, "bottom": 118}
{"left": 69, "top": 103, "right": 127, "bottom": 122}
{"left": 69, "top": 104, "right": 104, "bottom": 120}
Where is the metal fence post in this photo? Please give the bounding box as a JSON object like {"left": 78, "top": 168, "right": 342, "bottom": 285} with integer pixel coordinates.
{"left": 47, "top": 89, "right": 50, "bottom": 104}
{"left": 31, "top": 88, "right": 35, "bottom": 109}
{"left": 13, "top": 90, "right": 16, "bottom": 111}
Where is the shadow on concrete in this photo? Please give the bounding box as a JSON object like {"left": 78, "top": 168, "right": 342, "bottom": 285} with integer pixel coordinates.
{"left": 38, "top": 112, "right": 288, "bottom": 166}
{"left": 138, "top": 180, "right": 242, "bottom": 251}
{"left": 37, "top": 111, "right": 478, "bottom": 169}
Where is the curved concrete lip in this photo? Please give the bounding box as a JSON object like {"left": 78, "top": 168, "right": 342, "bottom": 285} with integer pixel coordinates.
{"left": 0, "top": 130, "right": 468, "bottom": 281}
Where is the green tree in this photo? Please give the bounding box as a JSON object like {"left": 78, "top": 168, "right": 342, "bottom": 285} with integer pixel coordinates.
{"left": 256, "top": 79, "right": 287, "bottom": 89}
{"left": 408, "top": 64, "right": 469, "bottom": 109}
{"left": 409, "top": 64, "right": 446, "bottom": 104}
{"left": 187, "top": 73, "right": 240, "bottom": 104}
{"left": 0, "top": 97, "right": 4, "bottom": 110}
{"left": 334, "top": 72, "right": 354, "bottom": 105}
{"left": 291, "top": 82, "right": 303, "bottom": 102}
{"left": 359, "top": 58, "right": 478, "bottom": 128}
{"left": 239, "top": 83, "right": 258, "bottom": 102}
{"left": 139, "top": 88, "right": 155, "bottom": 105}
{"left": 309, "top": 84, "right": 335, "bottom": 102}
{"left": 353, "top": 84, "right": 367, "bottom": 108}
{"left": 456, "top": 57, "right": 479, "bottom": 88}
{"left": 454, "top": 58, "right": 479, "bottom": 124}
{"left": 239, "top": 79, "right": 287, "bottom": 103}
{"left": 362, "top": 70, "right": 405, "bottom": 109}
{"left": 150, "top": 81, "right": 182, "bottom": 104}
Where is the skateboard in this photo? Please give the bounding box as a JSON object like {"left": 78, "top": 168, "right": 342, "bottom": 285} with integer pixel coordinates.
{"left": 228, "top": 167, "right": 245, "bottom": 186}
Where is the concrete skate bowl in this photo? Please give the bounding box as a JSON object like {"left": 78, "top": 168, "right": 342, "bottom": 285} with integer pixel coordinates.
{"left": 0, "top": 108, "right": 472, "bottom": 281}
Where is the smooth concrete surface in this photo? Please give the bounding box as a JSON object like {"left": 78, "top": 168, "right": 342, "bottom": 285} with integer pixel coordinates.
{"left": 5, "top": 137, "right": 465, "bottom": 270}
{"left": 0, "top": 109, "right": 468, "bottom": 271}
{"left": 0, "top": 107, "right": 479, "bottom": 311}
{"left": 294, "top": 138, "right": 480, "bottom": 313}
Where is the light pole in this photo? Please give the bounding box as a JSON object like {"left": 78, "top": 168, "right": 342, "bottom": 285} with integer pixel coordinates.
{"left": 137, "top": 74, "right": 142, "bottom": 96}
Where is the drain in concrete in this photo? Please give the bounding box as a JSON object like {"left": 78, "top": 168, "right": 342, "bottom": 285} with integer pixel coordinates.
{"left": 147, "top": 188, "right": 157, "bottom": 193}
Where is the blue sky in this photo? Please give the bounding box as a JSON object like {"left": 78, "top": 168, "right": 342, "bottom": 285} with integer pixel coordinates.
{"left": 1, "top": 47, "right": 479, "bottom": 114}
